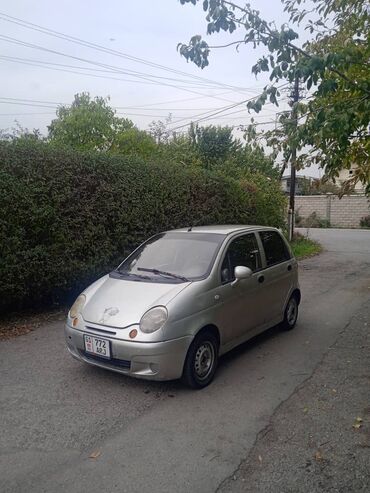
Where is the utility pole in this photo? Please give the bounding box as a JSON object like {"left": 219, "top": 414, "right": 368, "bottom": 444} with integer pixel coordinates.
{"left": 288, "top": 76, "right": 300, "bottom": 242}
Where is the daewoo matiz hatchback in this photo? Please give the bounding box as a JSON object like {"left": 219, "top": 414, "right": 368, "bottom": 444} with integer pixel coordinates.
{"left": 65, "top": 225, "right": 300, "bottom": 388}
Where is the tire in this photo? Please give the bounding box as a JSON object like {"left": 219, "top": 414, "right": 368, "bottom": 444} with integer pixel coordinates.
{"left": 281, "top": 295, "right": 299, "bottom": 331}
{"left": 182, "top": 331, "right": 218, "bottom": 389}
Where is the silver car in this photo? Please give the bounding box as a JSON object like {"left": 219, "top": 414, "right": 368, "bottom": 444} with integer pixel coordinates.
{"left": 65, "top": 225, "right": 300, "bottom": 388}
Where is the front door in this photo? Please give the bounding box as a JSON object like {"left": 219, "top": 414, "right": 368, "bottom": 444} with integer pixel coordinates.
{"left": 215, "top": 232, "right": 266, "bottom": 346}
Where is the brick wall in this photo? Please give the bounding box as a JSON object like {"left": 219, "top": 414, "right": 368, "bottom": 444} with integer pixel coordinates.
{"left": 295, "top": 194, "right": 370, "bottom": 228}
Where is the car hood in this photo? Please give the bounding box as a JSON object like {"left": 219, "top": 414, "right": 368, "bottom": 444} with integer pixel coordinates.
{"left": 82, "top": 275, "right": 190, "bottom": 328}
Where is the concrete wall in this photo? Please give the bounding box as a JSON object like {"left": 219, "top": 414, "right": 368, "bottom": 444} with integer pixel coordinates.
{"left": 295, "top": 194, "right": 369, "bottom": 228}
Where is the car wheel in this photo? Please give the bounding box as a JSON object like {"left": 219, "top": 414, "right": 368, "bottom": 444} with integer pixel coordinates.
{"left": 281, "top": 295, "right": 299, "bottom": 331}
{"left": 182, "top": 331, "right": 218, "bottom": 389}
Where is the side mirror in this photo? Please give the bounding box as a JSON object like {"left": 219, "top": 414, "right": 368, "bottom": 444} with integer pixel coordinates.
{"left": 231, "top": 266, "right": 253, "bottom": 286}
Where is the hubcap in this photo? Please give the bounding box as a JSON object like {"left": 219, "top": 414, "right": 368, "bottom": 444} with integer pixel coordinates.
{"left": 287, "top": 298, "right": 297, "bottom": 325}
{"left": 194, "top": 342, "right": 215, "bottom": 380}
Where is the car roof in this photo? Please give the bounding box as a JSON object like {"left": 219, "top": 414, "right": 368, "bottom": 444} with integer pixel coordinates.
{"left": 169, "top": 225, "right": 278, "bottom": 235}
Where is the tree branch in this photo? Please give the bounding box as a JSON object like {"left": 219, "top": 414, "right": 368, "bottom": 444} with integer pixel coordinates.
{"left": 220, "top": 0, "right": 370, "bottom": 95}
{"left": 208, "top": 40, "right": 245, "bottom": 49}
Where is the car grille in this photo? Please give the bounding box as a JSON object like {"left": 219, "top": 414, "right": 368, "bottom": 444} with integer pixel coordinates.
{"left": 85, "top": 326, "right": 116, "bottom": 335}
{"left": 80, "top": 350, "right": 131, "bottom": 369}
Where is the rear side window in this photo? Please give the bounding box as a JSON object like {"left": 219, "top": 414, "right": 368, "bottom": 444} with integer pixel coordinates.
{"left": 221, "top": 233, "right": 262, "bottom": 283}
{"left": 259, "top": 231, "right": 291, "bottom": 266}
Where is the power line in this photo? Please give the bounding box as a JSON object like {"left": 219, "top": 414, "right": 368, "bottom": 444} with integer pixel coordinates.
{"left": 0, "top": 55, "right": 266, "bottom": 94}
{"left": 0, "top": 51, "right": 237, "bottom": 91}
{"left": 0, "top": 55, "right": 237, "bottom": 89}
{"left": 0, "top": 96, "right": 63, "bottom": 104}
{"left": 0, "top": 109, "right": 280, "bottom": 121}
{"left": 121, "top": 93, "right": 234, "bottom": 108}
{"left": 0, "top": 12, "right": 294, "bottom": 130}
{"left": 0, "top": 11, "right": 263, "bottom": 95}
{"left": 1, "top": 55, "right": 235, "bottom": 91}
{"left": 0, "top": 93, "right": 286, "bottom": 119}
{"left": 0, "top": 100, "right": 58, "bottom": 109}
{"left": 167, "top": 83, "right": 289, "bottom": 131}
{"left": 3, "top": 58, "right": 287, "bottom": 117}
{"left": 0, "top": 104, "right": 278, "bottom": 121}
{"left": 0, "top": 93, "right": 289, "bottom": 125}
{"left": 0, "top": 54, "right": 241, "bottom": 107}
{"left": 0, "top": 112, "right": 55, "bottom": 116}
{"left": 0, "top": 35, "right": 241, "bottom": 103}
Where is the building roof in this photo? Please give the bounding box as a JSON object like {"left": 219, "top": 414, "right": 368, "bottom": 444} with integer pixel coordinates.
{"left": 281, "top": 174, "right": 317, "bottom": 181}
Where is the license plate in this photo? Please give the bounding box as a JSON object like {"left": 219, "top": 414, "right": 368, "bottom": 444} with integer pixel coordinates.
{"left": 84, "top": 335, "right": 111, "bottom": 359}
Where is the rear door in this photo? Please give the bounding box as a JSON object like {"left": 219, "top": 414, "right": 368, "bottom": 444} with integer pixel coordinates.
{"left": 257, "top": 230, "right": 293, "bottom": 323}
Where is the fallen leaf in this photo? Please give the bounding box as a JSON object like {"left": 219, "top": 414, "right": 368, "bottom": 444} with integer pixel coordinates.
{"left": 314, "top": 450, "right": 323, "bottom": 461}
{"left": 303, "top": 407, "right": 309, "bottom": 413}
{"left": 331, "top": 389, "right": 337, "bottom": 393}
{"left": 353, "top": 417, "right": 363, "bottom": 429}
{"left": 258, "top": 455, "right": 262, "bottom": 463}
{"left": 89, "top": 450, "right": 101, "bottom": 459}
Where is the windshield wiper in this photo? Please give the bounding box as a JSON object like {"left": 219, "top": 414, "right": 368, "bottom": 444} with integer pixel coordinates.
{"left": 137, "top": 267, "right": 189, "bottom": 282}
{"left": 115, "top": 270, "right": 151, "bottom": 280}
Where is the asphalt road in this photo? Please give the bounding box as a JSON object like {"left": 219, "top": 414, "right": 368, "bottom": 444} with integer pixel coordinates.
{"left": 220, "top": 297, "right": 370, "bottom": 493}
{"left": 1, "top": 228, "right": 369, "bottom": 493}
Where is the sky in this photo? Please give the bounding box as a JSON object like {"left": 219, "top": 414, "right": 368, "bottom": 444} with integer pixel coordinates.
{"left": 0, "top": 0, "right": 320, "bottom": 176}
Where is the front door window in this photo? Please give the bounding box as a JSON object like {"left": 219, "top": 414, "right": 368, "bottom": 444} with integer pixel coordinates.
{"left": 221, "top": 233, "right": 261, "bottom": 283}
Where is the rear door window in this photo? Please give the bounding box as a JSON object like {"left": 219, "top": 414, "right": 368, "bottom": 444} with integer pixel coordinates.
{"left": 259, "top": 231, "right": 291, "bottom": 267}
{"left": 221, "top": 233, "right": 262, "bottom": 283}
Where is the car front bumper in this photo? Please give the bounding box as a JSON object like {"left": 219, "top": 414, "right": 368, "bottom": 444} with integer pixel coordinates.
{"left": 64, "top": 324, "right": 193, "bottom": 381}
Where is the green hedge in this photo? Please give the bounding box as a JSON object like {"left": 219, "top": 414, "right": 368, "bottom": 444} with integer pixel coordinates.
{"left": 0, "top": 140, "right": 286, "bottom": 313}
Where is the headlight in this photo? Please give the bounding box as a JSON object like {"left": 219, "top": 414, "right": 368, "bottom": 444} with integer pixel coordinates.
{"left": 69, "top": 294, "right": 86, "bottom": 319}
{"left": 140, "top": 306, "right": 168, "bottom": 334}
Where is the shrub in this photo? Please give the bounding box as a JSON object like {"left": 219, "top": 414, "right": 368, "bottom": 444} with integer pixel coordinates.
{"left": 290, "top": 233, "right": 322, "bottom": 259}
{"left": 0, "top": 140, "right": 286, "bottom": 313}
{"left": 296, "top": 211, "right": 330, "bottom": 228}
{"left": 239, "top": 172, "right": 286, "bottom": 229}
{"left": 360, "top": 215, "right": 370, "bottom": 228}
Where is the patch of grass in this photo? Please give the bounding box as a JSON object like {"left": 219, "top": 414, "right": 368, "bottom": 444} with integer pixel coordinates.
{"left": 291, "top": 235, "right": 322, "bottom": 259}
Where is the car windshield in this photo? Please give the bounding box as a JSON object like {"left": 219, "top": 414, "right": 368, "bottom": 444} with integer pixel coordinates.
{"left": 117, "top": 232, "right": 225, "bottom": 282}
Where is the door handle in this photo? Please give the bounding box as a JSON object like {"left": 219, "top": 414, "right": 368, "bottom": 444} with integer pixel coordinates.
{"left": 287, "top": 264, "right": 292, "bottom": 271}
{"left": 258, "top": 275, "right": 265, "bottom": 284}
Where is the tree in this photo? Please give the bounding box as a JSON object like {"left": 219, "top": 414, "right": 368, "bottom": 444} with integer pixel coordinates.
{"left": 189, "top": 123, "right": 240, "bottom": 168}
{"left": 0, "top": 122, "right": 43, "bottom": 143}
{"left": 223, "top": 143, "right": 280, "bottom": 180}
{"left": 157, "top": 133, "right": 203, "bottom": 167}
{"left": 110, "top": 128, "right": 157, "bottom": 160}
{"left": 177, "top": 0, "right": 370, "bottom": 192}
{"left": 148, "top": 114, "right": 173, "bottom": 144}
{"left": 148, "top": 117, "right": 278, "bottom": 177}
{"left": 295, "top": 20, "right": 369, "bottom": 193}
{"left": 297, "top": 177, "right": 340, "bottom": 196}
{"left": 48, "top": 93, "right": 134, "bottom": 152}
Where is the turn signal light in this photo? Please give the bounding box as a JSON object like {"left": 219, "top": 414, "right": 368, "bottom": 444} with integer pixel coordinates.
{"left": 129, "top": 329, "right": 138, "bottom": 339}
